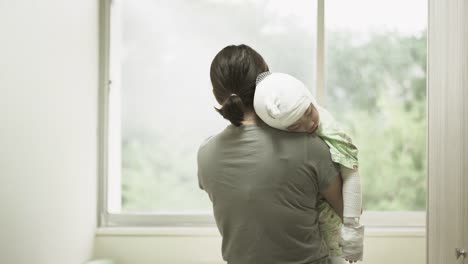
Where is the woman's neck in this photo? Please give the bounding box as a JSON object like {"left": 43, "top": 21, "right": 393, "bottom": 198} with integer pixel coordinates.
{"left": 242, "top": 111, "right": 258, "bottom": 125}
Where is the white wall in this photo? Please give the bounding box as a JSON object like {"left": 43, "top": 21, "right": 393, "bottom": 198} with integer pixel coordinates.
{"left": 0, "top": 1, "right": 99, "bottom": 263}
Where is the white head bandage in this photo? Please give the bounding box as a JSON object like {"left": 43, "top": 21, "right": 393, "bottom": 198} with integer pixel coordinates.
{"left": 254, "top": 72, "right": 316, "bottom": 131}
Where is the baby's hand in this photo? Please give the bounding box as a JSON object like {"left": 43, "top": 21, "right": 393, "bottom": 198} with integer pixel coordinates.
{"left": 345, "top": 253, "right": 361, "bottom": 263}
{"left": 340, "top": 220, "right": 364, "bottom": 262}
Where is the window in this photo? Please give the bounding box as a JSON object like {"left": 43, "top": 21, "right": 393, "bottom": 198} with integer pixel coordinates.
{"left": 101, "top": 0, "right": 427, "bottom": 226}
{"left": 102, "top": 0, "right": 319, "bottom": 225}
{"left": 325, "top": 0, "right": 427, "bottom": 211}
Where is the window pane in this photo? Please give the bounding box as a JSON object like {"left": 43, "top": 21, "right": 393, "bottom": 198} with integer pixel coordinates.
{"left": 325, "top": 0, "right": 427, "bottom": 210}
{"left": 112, "top": 0, "right": 318, "bottom": 213}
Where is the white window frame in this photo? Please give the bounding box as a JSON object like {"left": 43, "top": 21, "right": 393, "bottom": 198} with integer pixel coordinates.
{"left": 98, "top": 0, "right": 426, "bottom": 230}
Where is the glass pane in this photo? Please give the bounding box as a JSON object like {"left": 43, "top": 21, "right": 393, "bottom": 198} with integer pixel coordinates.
{"left": 325, "top": 0, "right": 427, "bottom": 210}
{"left": 112, "top": 0, "right": 318, "bottom": 212}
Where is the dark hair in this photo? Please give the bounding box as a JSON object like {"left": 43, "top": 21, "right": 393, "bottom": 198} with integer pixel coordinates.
{"left": 210, "top": 44, "right": 269, "bottom": 126}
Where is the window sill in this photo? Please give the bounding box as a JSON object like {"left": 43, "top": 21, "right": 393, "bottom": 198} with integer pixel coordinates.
{"left": 95, "top": 226, "right": 425, "bottom": 238}
{"left": 96, "top": 227, "right": 220, "bottom": 237}
{"left": 100, "top": 211, "right": 426, "bottom": 229}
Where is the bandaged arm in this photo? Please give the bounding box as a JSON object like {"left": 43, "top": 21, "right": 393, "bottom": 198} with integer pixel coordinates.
{"left": 340, "top": 165, "right": 364, "bottom": 261}
{"left": 341, "top": 165, "right": 362, "bottom": 218}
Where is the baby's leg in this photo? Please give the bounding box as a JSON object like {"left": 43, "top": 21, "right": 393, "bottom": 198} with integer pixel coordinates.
{"left": 317, "top": 198, "right": 343, "bottom": 257}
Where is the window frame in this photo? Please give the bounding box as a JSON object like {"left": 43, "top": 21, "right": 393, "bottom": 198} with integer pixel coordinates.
{"left": 98, "top": 0, "right": 427, "bottom": 229}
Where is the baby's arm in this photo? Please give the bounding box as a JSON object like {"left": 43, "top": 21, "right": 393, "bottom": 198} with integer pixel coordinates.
{"left": 341, "top": 166, "right": 362, "bottom": 218}
{"left": 316, "top": 106, "right": 361, "bottom": 217}
{"left": 340, "top": 166, "right": 364, "bottom": 262}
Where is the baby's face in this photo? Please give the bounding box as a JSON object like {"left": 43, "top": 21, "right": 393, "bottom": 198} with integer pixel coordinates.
{"left": 286, "top": 104, "right": 320, "bottom": 134}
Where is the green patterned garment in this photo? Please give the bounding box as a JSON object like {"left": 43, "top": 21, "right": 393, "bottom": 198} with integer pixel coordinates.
{"left": 317, "top": 198, "right": 343, "bottom": 257}
{"left": 316, "top": 106, "right": 359, "bottom": 170}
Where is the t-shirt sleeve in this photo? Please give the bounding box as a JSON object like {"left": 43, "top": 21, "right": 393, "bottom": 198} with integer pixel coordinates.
{"left": 317, "top": 156, "right": 340, "bottom": 192}
{"left": 197, "top": 136, "right": 213, "bottom": 191}
{"left": 197, "top": 145, "right": 206, "bottom": 191}
{"left": 308, "top": 137, "right": 341, "bottom": 192}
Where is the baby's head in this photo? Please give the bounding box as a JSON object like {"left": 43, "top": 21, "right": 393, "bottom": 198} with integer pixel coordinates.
{"left": 254, "top": 72, "right": 320, "bottom": 134}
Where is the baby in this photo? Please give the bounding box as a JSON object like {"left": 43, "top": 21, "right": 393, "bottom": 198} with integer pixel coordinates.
{"left": 253, "top": 72, "right": 364, "bottom": 263}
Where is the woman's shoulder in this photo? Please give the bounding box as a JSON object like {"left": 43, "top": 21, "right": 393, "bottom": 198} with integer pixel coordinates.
{"left": 198, "top": 135, "right": 214, "bottom": 150}
{"left": 197, "top": 125, "right": 233, "bottom": 154}
{"left": 305, "top": 134, "right": 335, "bottom": 159}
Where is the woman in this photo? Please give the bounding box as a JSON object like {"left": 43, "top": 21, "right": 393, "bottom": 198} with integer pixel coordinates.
{"left": 197, "top": 44, "right": 344, "bottom": 264}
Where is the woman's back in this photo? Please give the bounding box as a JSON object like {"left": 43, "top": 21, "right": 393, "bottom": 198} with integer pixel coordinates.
{"left": 197, "top": 122, "right": 339, "bottom": 264}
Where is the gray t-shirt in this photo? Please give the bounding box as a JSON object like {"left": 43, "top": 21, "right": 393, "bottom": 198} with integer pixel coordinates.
{"left": 197, "top": 122, "right": 340, "bottom": 264}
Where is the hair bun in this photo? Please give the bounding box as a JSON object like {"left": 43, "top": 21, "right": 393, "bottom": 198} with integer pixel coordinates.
{"left": 215, "top": 95, "right": 245, "bottom": 126}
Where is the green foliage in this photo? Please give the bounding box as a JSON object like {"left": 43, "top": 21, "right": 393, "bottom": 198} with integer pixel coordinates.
{"left": 122, "top": 132, "right": 211, "bottom": 212}
{"left": 326, "top": 30, "right": 427, "bottom": 210}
